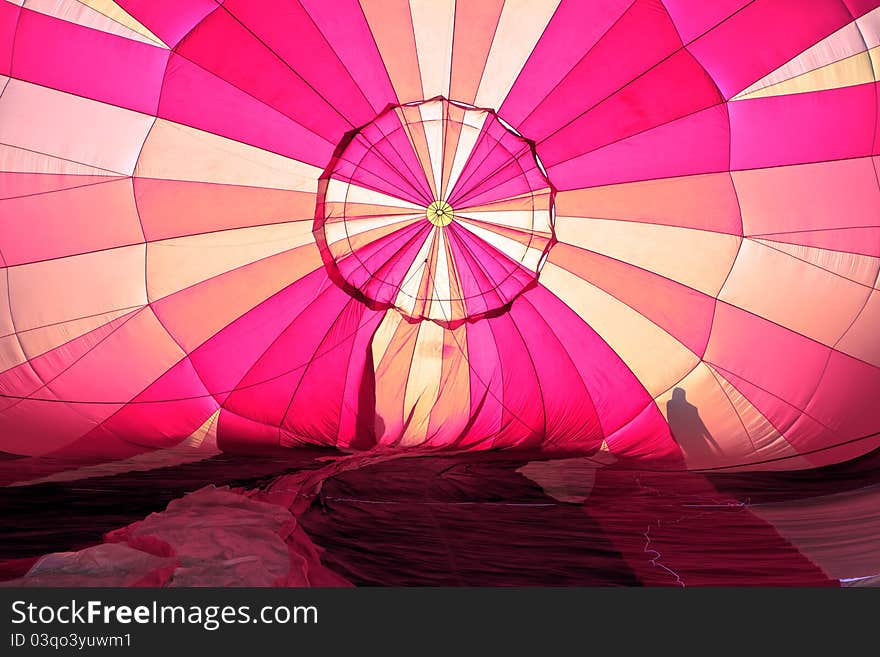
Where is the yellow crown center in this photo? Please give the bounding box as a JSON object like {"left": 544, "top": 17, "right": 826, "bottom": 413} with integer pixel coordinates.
{"left": 426, "top": 200, "right": 454, "bottom": 227}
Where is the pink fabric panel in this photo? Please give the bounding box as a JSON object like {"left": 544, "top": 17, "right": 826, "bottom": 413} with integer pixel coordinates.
{"left": 175, "top": 8, "right": 351, "bottom": 143}
{"left": 537, "top": 49, "right": 722, "bottom": 168}
{"left": 115, "top": 0, "right": 219, "bottom": 48}
{"left": 358, "top": 114, "right": 435, "bottom": 203}
{"left": 738, "top": 157, "right": 880, "bottom": 237}
{"left": 481, "top": 312, "right": 550, "bottom": 451}
{"left": 0, "top": 397, "right": 116, "bottom": 457}
{"left": 31, "top": 313, "right": 160, "bottom": 410}
{"left": 499, "top": 0, "right": 631, "bottom": 126}
{"left": 875, "top": 88, "right": 880, "bottom": 156}
{"left": 460, "top": 319, "right": 505, "bottom": 448}
{"left": 0, "top": 1, "right": 21, "bottom": 76}
{"left": 662, "top": 0, "right": 751, "bottom": 44}
{"left": 713, "top": 365, "right": 828, "bottom": 446}
{"left": 705, "top": 302, "right": 831, "bottom": 415}
{"left": 0, "top": 309, "right": 185, "bottom": 456}
{"left": 223, "top": 0, "right": 381, "bottom": 126}
{"left": 546, "top": 104, "right": 730, "bottom": 189}
{"left": 523, "top": 285, "right": 669, "bottom": 448}
{"left": 452, "top": 155, "right": 540, "bottom": 211}
{"left": 298, "top": 0, "right": 398, "bottom": 112}
{"left": 0, "top": 179, "right": 143, "bottom": 266}
{"left": 11, "top": 9, "right": 168, "bottom": 114}
{"left": 217, "top": 408, "right": 283, "bottom": 452}
{"left": 805, "top": 351, "right": 880, "bottom": 446}
{"left": 508, "top": 296, "right": 604, "bottom": 452}
{"left": 550, "top": 245, "right": 715, "bottom": 357}
{"left": 53, "top": 357, "right": 216, "bottom": 457}
{"left": 0, "top": 310, "right": 138, "bottom": 412}
{"left": 445, "top": 225, "right": 536, "bottom": 304}
{"left": 283, "top": 304, "right": 384, "bottom": 447}
{"left": 447, "top": 119, "right": 523, "bottom": 206}
{"left": 454, "top": 162, "right": 545, "bottom": 210}
{"left": 330, "top": 134, "right": 431, "bottom": 206}
{"left": 843, "top": 0, "right": 880, "bottom": 18}
{"left": 158, "top": 53, "right": 334, "bottom": 166}
{"left": 603, "top": 402, "right": 682, "bottom": 462}
{"left": 337, "top": 311, "right": 384, "bottom": 450}
{"left": 730, "top": 84, "right": 876, "bottom": 170}
{"left": 220, "top": 283, "right": 381, "bottom": 441}
{"left": 332, "top": 222, "right": 431, "bottom": 304}
{"left": 444, "top": 232, "right": 501, "bottom": 319}
{"left": 515, "top": 0, "right": 683, "bottom": 141}
{"left": 711, "top": 364, "right": 877, "bottom": 468}
{"left": 688, "top": 0, "right": 854, "bottom": 98}
{"left": 0, "top": 173, "right": 122, "bottom": 200}
{"left": 181, "top": 269, "right": 329, "bottom": 406}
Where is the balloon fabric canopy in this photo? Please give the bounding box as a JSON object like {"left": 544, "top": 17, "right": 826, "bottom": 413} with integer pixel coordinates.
{"left": 1, "top": 0, "right": 879, "bottom": 471}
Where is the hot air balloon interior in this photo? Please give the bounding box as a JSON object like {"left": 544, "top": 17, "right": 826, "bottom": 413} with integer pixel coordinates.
{"left": 1, "top": 0, "right": 879, "bottom": 587}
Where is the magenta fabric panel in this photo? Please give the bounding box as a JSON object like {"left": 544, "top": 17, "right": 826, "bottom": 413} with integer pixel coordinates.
{"left": 0, "top": 0, "right": 21, "bottom": 76}
{"left": 688, "top": 0, "right": 855, "bottom": 99}
{"left": 357, "top": 113, "right": 435, "bottom": 203}
{"left": 447, "top": 117, "right": 523, "bottom": 206}
{"left": 873, "top": 84, "right": 880, "bottom": 157}
{"left": 158, "top": 53, "right": 334, "bottom": 166}
{"left": 181, "top": 269, "right": 331, "bottom": 408}
{"left": 537, "top": 49, "right": 723, "bottom": 169}
{"left": 299, "top": 0, "right": 398, "bottom": 113}
{"left": 115, "top": 0, "right": 219, "bottom": 48}
{"left": 216, "top": 408, "right": 281, "bottom": 451}
{"left": 11, "top": 8, "right": 168, "bottom": 114}
{"left": 460, "top": 319, "right": 506, "bottom": 447}
{"left": 451, "top": 164, "right": 536, "bottom": 213}
{"left": 220, "top": 284, "right": 378, "bottom": 436}
{"left": 499, "top": 0, "right": 631, "bottom": 126}
{"left": 453, "top": 161, "right": 545, "bottom": 210}
{"left": 603, "top": 402, "right": 683, "bottom": 461}
{"left": 174, "top": 8, "right": 350, "bottom": 143}
{"left": 445, "top": 230, "right": 505, "bottom": 318}
{"left": 332, "top": 222, "right": 433, "bottom": 305}
{"left": 281, "top": 299, "right": 385, "bottom": 447}
{"left": 546, "top": 104, "right": 730, "bottom": 189}
{"left": 730, "top": 83, "right": 876, "bottom": 170}
{"left": 705, "top": 302, "right": 831, "bottom": 423}
{"left": 0, "top": 311, "right": 139, "bottom": 414}
{"left": 843, "top": 0, "right": 880, "bottom": 17}
{"left": 216, "top": 299, "right": 386, "bottom": 450}
{"left": 662, "top": 0, "right": 752, "bottom": 44}
{"left": 523, "top": 285, "right": 673, "bottom": 453}
{"left": 805, "top": 351, "right": 880, "bottom": 450}
{"left": 508, "top": 296, "right": 604, "bottom": 451}
{"left": 222, "top": 0, "right": 382, "bottom": 128}
{"left": 445, "top": 224, "right": 537, "bottom": 304}
{"left": 481, "top": 311, "right": 550, "bottom": 450}
{"left": 713, "top": 364, "right": 830, "bottom": 449}
{"left": 54, "top": 357, "right": 216, "bottom": 458}
{"left": 329, "top": 134, "right": 431, "bottom": 206}
{"left": 513, "top": 0, "right": 683, "bottom": 142}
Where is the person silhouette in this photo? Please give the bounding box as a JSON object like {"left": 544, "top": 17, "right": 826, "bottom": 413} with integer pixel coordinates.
{"left": 666, "top": 387, "right": 720, "bottom": 463}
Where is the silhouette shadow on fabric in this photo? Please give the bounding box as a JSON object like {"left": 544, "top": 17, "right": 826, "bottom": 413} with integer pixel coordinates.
{"left": 666, "top": 388, "right": 720, "bottom": 463}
